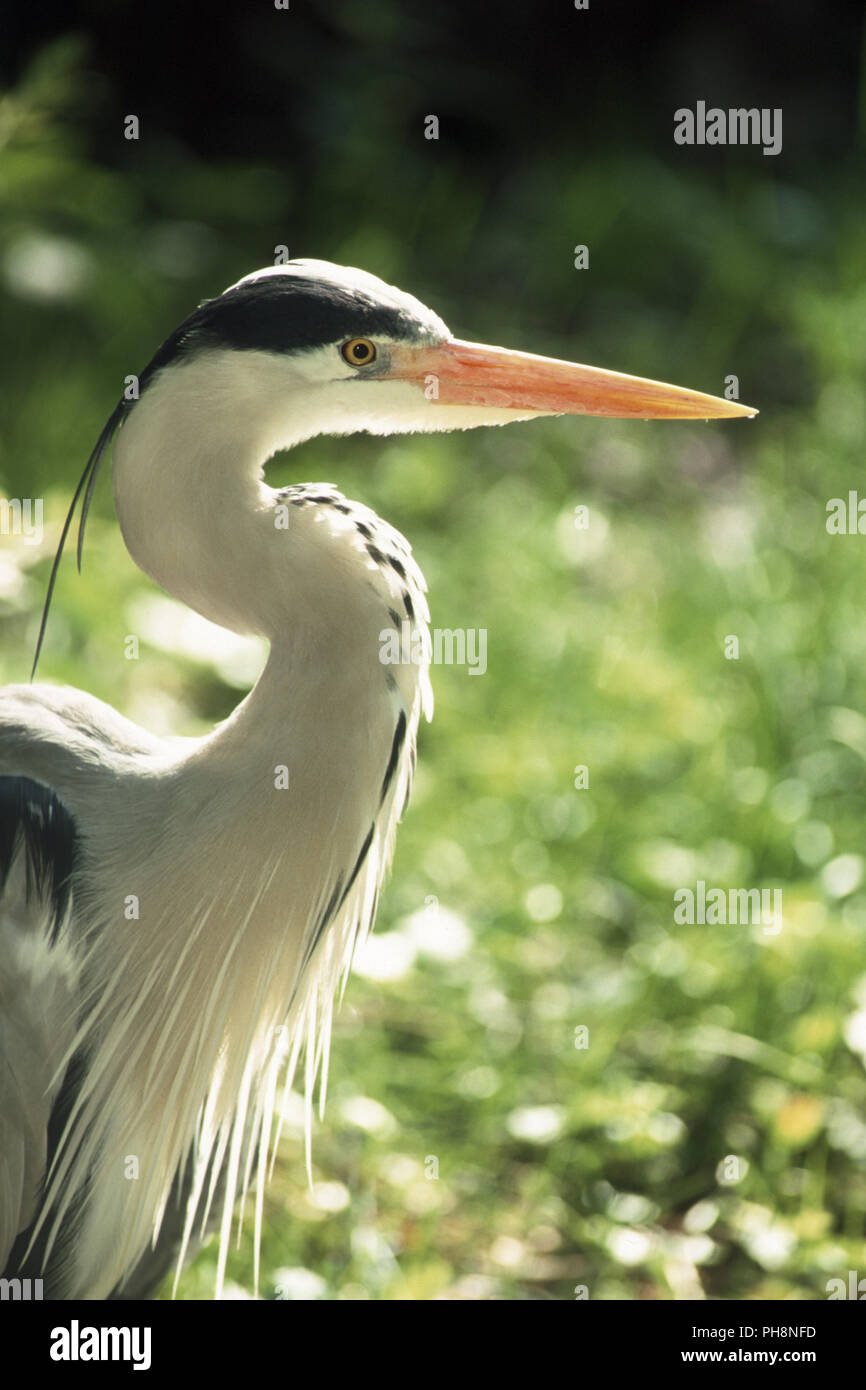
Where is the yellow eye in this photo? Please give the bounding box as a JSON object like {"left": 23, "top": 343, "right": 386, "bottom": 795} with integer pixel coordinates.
{"left": 341, "top": 337, "right": 377, "bottom": 367}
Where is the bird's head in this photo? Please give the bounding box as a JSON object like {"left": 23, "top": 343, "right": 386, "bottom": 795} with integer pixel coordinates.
{"left": 32, "top": 258, "right": 757, "bottom": 672}
{"left": 133, "top": 258, "right": 757, "bottom": 446}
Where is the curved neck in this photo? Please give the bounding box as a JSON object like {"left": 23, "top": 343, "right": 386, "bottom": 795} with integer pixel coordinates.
{"left": 110, "top": 352, "right": 419, "bottom": 680}
{"left": 112, "top": 354, "right": 300, "bottom": 637}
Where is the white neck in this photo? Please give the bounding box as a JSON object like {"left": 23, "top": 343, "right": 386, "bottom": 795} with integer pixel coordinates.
{"left": 113, "top": 351, "right": 329, "bottom": 637}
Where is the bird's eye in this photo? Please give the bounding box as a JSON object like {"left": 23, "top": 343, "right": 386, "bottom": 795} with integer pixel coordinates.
{"left": 341, "top": 338, "right": 377, "bottom": 367}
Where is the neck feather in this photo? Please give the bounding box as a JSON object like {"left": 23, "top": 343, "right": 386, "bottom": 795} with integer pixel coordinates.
{"left": 112, "top": 352, "right": 388, "bottom": 646}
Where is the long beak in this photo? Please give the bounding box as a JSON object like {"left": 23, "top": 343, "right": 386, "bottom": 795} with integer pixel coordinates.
{"left": 387, "top": 338, "right": 757, "bottom": 420}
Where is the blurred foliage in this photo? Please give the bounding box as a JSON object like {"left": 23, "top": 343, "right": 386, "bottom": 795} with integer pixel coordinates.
{"left": 2, "top": 26, "right": 866, "bottom": 1301}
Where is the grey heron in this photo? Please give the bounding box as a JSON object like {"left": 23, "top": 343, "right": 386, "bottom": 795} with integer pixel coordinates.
{"left": 0, "top": 259, "right": 756, "bottom": 1298}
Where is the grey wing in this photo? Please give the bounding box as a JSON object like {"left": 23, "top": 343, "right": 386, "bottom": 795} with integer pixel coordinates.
{"left": 0, "top": 776, "right": 79, "bottom": 1282}
{"left": 0, "top": 685, "right": 191, "bottom": 1295}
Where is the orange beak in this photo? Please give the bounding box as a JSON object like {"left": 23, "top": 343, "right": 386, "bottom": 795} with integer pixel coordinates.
{"left": 387, "top": 338, "right": 757, "bottom": 420}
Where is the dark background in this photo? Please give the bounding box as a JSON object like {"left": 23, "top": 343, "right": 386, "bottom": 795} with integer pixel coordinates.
{"left": 2, "top": 0, "right": 863, "bottom": 450}
{"left": 4, "top": 0, "right": 862, "bottom": 165}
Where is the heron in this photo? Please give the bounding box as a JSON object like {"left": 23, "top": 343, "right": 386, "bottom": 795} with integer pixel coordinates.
{"left": 0, "top": 259, "right": 756, "bottom": 1299}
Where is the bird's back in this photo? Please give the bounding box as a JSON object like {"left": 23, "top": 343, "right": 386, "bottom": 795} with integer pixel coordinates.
{"left": 0, "top": 684, "right": 185, "bottom": 1294}
{"left": 0, "top": 771, "right": 79, "bottom": 1292}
